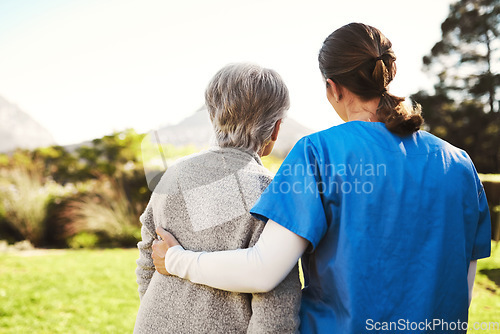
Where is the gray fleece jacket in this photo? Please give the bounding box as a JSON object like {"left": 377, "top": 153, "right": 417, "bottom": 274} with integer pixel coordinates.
{"left": 134, "top": 147, "right": 301, "bottom": 334}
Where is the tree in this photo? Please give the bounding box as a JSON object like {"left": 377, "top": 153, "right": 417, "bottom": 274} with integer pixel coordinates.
{"left": 412, "top": 0, "right": 500, "bottom": 173}
{"left": 76, "top": 129, "right": 145, "bottom": 178}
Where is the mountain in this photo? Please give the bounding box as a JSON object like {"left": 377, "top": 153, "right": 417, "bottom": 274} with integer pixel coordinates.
{"left": 154, "top": 108, "right": 314, "bottom": 158}
{"left": 0, "top": 96, "right": 55, "bottom": 152}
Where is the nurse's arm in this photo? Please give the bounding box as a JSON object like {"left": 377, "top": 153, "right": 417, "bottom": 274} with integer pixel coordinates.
{"left": 467, "top": 260, "right": 477, "bottom": 306}
{"left": 153, "top": 220, "right": 308, "bottom": 293}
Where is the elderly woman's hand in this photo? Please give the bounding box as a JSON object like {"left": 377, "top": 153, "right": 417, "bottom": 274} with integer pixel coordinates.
{"left": 152, "top": 227, "right": 181, "bottom": 276}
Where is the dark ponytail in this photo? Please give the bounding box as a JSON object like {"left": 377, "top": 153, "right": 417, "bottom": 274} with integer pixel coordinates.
{"left": 377, "top": 92, "right": 423, "bottom": 136}
{"left": 319, "top": 23, "right": 423, "bottom": 136}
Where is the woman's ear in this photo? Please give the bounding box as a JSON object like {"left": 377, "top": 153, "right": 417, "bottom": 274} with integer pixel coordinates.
{"left": 326, "top": 79, "right": 342, "bottom": 102}
{"left": 259, "top": 119, "right": 282, "bottom": 157}
{"left": 270, "top": 119, "right": 282, "bottom": 142}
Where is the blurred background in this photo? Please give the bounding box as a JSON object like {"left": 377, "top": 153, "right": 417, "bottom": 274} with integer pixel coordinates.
{"left": 0, "top": 0, "right": 498, "bottom": 333}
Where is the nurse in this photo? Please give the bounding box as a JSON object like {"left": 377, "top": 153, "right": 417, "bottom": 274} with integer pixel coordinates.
{"left": 152, "top": 23, "right": 491, "bottom": 334}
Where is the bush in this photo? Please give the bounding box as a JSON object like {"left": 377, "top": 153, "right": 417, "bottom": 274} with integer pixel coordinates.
{"left": 0, "top": 167, "right": 51, "bottom": 246}
{"left": 493, "top": 205, "right": 500, "bottom": 242}
{"left": 480, "top": 174, "right": 500, "bottom": 242}
{"left": 62, "top": 177, "right": 142, "bottom": 247}
{"left": 67, "top": 232, "right": 99, "bottom": 249}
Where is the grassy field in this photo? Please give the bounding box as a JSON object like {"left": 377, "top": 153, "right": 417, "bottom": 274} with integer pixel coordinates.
{"left": 0, "top": 244, "right": 499, "bottom": 333}
{"left": 469, "top": 242, "right": 500, "bottom": 329}
{"left": 0, "top": 249, "right": 140, "bottom": 333}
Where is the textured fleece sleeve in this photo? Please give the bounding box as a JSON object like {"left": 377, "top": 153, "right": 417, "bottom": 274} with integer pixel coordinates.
{"left": 247, "top": 264, "right": 301, "bottom": 334}
{"left": 135, "top": 203, "right": 156, "bottom": 300}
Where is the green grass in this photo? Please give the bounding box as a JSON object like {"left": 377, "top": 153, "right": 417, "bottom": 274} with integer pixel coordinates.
{"left": 469, "top": 242, "right": 500, "bottom": 329}
{"left": 0, "top": 249, "right": 140, "bottom": 334}
{"left": 0, "top": 244, "right": 498, "bottom": 333}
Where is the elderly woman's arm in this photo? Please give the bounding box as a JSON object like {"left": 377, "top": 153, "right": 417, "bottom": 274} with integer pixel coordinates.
{"left": 135, "top": 204, "right": 156, "bottom": 299}
{"left": 155, "top": 220, "right": 308, "bottom": 293}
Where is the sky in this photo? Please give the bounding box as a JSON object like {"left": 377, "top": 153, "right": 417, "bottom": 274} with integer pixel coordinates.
{"left": 0, "top": 0, "right": 455, "bottom": 146}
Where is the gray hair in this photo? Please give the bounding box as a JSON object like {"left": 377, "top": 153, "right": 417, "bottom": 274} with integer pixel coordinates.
{"left": 205, "top": 63, "right": 290, "bottom": 153}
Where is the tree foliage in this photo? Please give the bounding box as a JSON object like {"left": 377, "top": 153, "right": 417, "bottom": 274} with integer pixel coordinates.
{"left": 412, "top": 0, "right": 500, "bottom": 173}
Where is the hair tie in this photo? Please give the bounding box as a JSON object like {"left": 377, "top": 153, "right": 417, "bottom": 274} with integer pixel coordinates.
{"left": 375, "top": 56, "right": 384, "bottom": 61}
{"left": 380, "top": 87, "right": 387, "bottom": 95}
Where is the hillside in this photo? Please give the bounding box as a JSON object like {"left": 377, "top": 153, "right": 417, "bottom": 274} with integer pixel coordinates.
{"left": 0, "top": 96, "right": 55, "bottom": 152}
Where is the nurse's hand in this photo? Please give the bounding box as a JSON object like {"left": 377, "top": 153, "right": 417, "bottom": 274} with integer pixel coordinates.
{"left": 152, "top": 227, "right": 180, "bottom": 276}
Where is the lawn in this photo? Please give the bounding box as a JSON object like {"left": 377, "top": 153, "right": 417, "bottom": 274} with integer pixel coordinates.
{"left": 469, "top": 242, "right": 500, "bottom": 330}
{"left": 0, "top": 249, "right": 140, "bottom": 334}
{"left": 0, "top": 244, "right": 499, "bottom": 333}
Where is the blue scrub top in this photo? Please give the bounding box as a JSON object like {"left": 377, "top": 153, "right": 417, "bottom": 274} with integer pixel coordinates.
{"left": 251, "top": 121, "right": 491, "bottom": 334}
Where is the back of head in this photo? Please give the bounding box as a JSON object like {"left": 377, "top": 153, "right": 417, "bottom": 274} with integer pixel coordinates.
{"left": 205, "top": 63, "right": 289, "bottom": 153}
{"left": 318, "top": 23, "right": 423, "bottom": 136}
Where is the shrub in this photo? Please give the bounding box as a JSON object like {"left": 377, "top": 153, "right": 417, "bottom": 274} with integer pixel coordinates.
{"left": 0, "top": 167, "right": 51, "bottom": 246}
{"left": 67, "top": 232, "right": 99, "bottom": 249}
{"left": 480, "top": 175, "right": 500, "bottom": 242}
{"left": 62, "top": 177, "right": 142, "bottom": 247}
{"left": 493, "top": 205, "right": 500, "bottom": 242}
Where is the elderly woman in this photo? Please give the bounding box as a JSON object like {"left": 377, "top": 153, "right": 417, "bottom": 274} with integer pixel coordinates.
{"left": 134, "top": 63, "right": 301, "bottom": 333}
{"left": 153, "top": 23, "right": 491, "bottom": 334}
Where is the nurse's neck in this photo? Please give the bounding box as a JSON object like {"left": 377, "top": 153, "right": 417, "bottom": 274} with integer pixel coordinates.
{"left": 336, "top": 89, "right": 380, "bottom": 122}
{"left": 344, "top": 96, "right": 381, "bottom": 123}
